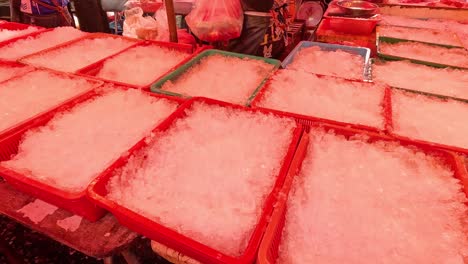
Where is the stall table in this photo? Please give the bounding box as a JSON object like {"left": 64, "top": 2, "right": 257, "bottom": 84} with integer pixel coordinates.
{"left": 0, "top": 179, "right": 139, "bottom": 263}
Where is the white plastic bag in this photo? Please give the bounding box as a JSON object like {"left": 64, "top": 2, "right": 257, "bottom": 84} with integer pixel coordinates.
{"left": 154, "top": 5, "right": 197, "bottom": 44}
{"left": 123, "top": 7, "right": 159, "bottom": 40}
{"left": 185, "top": 0, "right": 243, "bottom": 42}
{"left": 153, "top": 4, "right": 169, "bottom": 41}
{"left": 100, "top": 0, "right": 127, "bottom": 11}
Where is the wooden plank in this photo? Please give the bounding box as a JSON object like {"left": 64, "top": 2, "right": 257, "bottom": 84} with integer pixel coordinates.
{"left": 165, "top": 0, "right": 178, "bottom": 42}
{"left": 0, "top": 179, "right": 138, "bottom": 258}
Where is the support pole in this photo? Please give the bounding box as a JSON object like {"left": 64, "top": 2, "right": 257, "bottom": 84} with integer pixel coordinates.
{"left": 164, "top": 0, "right": 178, "bottom": 43}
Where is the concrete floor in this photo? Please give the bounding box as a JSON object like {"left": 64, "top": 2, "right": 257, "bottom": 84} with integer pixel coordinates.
{"left": 0, "top": 215, "right": 171, "bottom": 264}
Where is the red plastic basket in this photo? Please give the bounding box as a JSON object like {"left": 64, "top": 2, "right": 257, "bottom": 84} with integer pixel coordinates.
{"left": 257, "top": 122, "right": 468, "bottom": 264}
{"left": 0, "top": 60, "right": 35, "bottom": 83}
{"left": 0, "top": 22, "right": 45, "bottom": 43}
{"left": 87, "top": 97, "right": 304, "bottom": 264}
{"left": 18, "top": 33, "right": 142, "bottom": 73}
{"left": 387, "top": 89, "right": 468, "bottom": 156}
{"left": 0, "top": 69, "right": 103, "bottom": 141}
{"left": 77, "top": 40, "right": 201, "bottom": 91}
{"left": 0, "top": 22, "right": 43, "bottom": 30}
{"left": 0, "top": 28, "right": 91, "bottom": 61}
{"left": 250, "top": 72, "right": 392, "bottom": 133}
{"left": 0, "top": 87, "right": 184, "bottom": 222}
{"left": 0, "top": 28, "right": 52, "bottom": 49}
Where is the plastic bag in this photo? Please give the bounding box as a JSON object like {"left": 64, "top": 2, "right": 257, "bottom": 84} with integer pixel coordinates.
{"left": 153, "top": 4, "right": 169, "bottom": 41}
{"left": 185, "top": 0, "right": 243, "bottom": 42}
{"left": 100, "top": 0, "right": 127, "bottom": 12}
{"left": 153, "top": 5, "right": 196, "bottom": 44}
{"left": 124, "top": 0, "right": 163, "bottom": 12}
{"left": 123, "top": 7, "right": 159, "bottom": 40}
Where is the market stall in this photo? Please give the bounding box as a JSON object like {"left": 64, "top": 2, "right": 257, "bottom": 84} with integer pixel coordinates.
{"left": 0, "top": 0, "right": 467, "bottom": 262}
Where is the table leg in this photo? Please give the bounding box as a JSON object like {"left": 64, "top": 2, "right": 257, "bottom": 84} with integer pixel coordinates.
{"left": 121, "top": 249, "right": 140, "bottom": 264}
{"left": 103, "top": 256, "right": 113, "bottom": 264}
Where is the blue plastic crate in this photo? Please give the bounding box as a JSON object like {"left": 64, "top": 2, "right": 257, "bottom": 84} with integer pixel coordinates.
{"left": 281, "top": 41, "right": 372, "bottom": 81}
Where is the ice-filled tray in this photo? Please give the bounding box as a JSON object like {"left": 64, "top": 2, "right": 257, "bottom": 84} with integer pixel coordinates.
{"left": 377, "top": 37, "right": 468, "bottom": 70}
{"left": 387, "top": 89, "right": 468, "bottom": 156}
{"left": 0, "top": 70, "right": 103, "bottom": 141}
{"left": 0, "top": 22, "right": 44, "bottom": 43}
{"left": 87, "top": 97, "right": 303, "bottom": 264}
{"left": 370, "top": 59, "right": 468, "bottom": 103}
{"left": 281, "top": 41, "right": 372, "bottom": 81}
{"left": 150, "top": 49, "right": 281, "bottom": 106}
{"left": 257, "top": 123, "right": 468, "bottom": 264}
{"left": 250, "top": 71, "right": 391, "bottom": 132}
{"left": 0, "top": 60, "right": 35, "bottom": 83}
{"left": 0, "top": 27, "right": 89, "bottom": 61}
{"left": 376, "top": 25, "right": 464, "bottom": 48}
{"left": 0, "top": 88, "right": 184, "bottom": 222}
{"left": 77, "top": 40, "right": 200, "bottom": 90}
{"left": 19, "top": 33, "right": 141, "bottom": 73}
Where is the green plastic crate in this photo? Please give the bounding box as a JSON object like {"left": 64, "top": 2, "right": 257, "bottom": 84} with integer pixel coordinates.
{"left": 375, "top": 26, "right": 465, "bottom": 49}
{"left": 150, "top": 49, "right": 281, "bottom": 106}
{"left": 376, "top": 36, "right": 468, "bottom": 70}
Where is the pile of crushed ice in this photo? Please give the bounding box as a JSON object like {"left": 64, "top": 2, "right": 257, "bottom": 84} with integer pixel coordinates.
{"left": 373, "top": 60, "right": 468, "bottom": 100}
{"left": 107, "top": 102, "right": 296, "bottom": 256}
{"left": 162, "top": 54, "right": 275, "bottom": 104}
{"left": 0, "top": 26, "right": 40, "bottom": 42}
{"left": 392, "top": 91, "right": 468, "bottom": 150}
{"left": 378, "top": 25, "right": 462, "bottom": 47}
{"left": 2, "top": 88, "right": 178, "bottom": 192}
{"left": 380, "top": 41, "right": 468, "bottom": 68}
{"left": 96, "top": 44, "right": 189, "bottom": 87}
{"left": 287, "top": 46, "right": 365, "bottom": 80}
{"left": 0, "top": 27, "right": 87, "bottom": 61}
{"left": 0, "top": 70, "right": 95, "bottom": 133}
{"left": 0, "top": 63, "right": 32, "bottom": 83}
{"left": 279, "top": 129, "right": 468, "bottom": 264}
{"left": 22, "top": 37, "right": 136, "bottom": 72}
{"left": 256, "top": 69, "right": 386, "bottom": 129}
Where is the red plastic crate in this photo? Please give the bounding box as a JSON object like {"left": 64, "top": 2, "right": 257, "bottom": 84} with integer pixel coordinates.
{"left": 18, "top": 33, "right": 142, "bottom": 73}
{"left": 0, "top": 60, "right": 35, "bottom": 83}
{"left": 0, "top": 69, "right": 103, "bottom": 141}
{"left": 386, "top": 89, "right": 468, "bottom": 156}
{"left": 77, "top": 40, "right": 202, "bottom": 91}
{"left": 322, "top": 3, "right": 381, "bottom": 35}
{"left": 250, "top": 72, "right": 392, "bottom": 133}
{"left": 0, "top": 28, "right": 52, "bottom": 50}
{"left": 257, "top": 122, "right": 468, "bottom": 264}
{"left": 0, "top": 22, "right": 43, "bottom": 30}
{"left": 0, "top": 22, "right": 45, "bottom": 43}
{"left": 0, "top": 28, "right": 91, "bottom": 61}
{"left": 87, "top": 97, "right": 304, "bottom": 264}
{"left": 0, "top": 86, "right": 184, "bottom": 222}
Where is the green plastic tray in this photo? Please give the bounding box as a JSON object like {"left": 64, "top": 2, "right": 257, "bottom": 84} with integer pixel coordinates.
{"left": 375, "top": 26, "right": 465, "bottom": 49}
{"left": 150, "top": 49, "right": 281, "bottom": 106}
{"left": 370, "top": 58, "right": 468, "bottom": 104}
{"left": 376, "top": 36, "right": 468, "bottom": 70}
